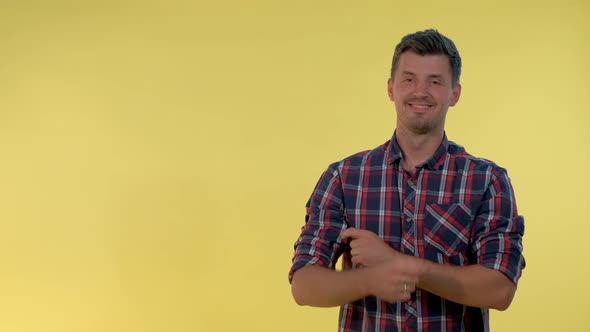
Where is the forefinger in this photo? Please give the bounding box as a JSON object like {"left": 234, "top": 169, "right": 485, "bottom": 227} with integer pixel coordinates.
{"left": 341, "top": 227, "right": 362, "bottom": 240}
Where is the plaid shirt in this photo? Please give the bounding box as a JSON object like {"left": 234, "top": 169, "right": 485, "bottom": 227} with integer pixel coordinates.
{"left": 289, "top": 134, "right": 525, "bottom": 332}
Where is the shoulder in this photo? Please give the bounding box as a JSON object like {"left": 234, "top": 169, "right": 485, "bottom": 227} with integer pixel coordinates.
{"left": 447, "top": 140, "right": 509, "bottom": 180}
{"left": 327, "top": 140, "right": 390, "bottom": 172}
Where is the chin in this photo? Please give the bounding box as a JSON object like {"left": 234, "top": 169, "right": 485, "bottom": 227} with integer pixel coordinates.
{"left": 408, "top": 123, "right": 434, "bottom": 135}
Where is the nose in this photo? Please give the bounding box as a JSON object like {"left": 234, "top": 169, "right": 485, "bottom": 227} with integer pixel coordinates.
{"left": 413, "top": 79, "right": 428, "bottom": 96}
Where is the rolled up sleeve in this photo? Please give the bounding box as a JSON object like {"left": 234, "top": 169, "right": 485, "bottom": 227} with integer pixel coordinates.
{"left": 472, "top": 168, "right": 526, "bottom": 284}
{"left": 289, "top": 163, "right": 348, "bottom": 283}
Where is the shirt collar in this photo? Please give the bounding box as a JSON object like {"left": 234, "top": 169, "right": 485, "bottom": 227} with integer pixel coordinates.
{"left": 387, "top": 131, "right": 449, "bottom": 170}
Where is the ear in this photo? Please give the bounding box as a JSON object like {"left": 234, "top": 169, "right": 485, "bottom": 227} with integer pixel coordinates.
{"left": 387, "top": 78, "right": 395, "bottom": 101}
{"left": 449, "top": 83, "right": 462, "bottom": 107}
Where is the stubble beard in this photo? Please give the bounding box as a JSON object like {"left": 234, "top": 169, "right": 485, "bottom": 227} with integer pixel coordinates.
{"left": 408, "top": 118, "right": 435, "bottom": 135}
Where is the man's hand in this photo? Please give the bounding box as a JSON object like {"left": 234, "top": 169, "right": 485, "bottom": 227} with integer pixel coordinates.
{"left": 341, "top": 227, "right": 423, "bottom": 303}
{"left": 341, "top": 228, "right": 398, "bottom": 268}
{"left": 363, "top": 260, "right": 420, "bottom": 302}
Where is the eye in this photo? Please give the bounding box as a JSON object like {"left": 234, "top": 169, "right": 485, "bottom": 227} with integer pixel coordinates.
{"left": 432, "top": 80, "right": 441, "bottom": 85}
{"left": 403, "top": 78, "right": 413, "bottom": 83}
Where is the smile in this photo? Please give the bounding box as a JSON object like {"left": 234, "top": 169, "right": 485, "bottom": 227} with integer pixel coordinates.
{"left": 408, "top": 103, "right": 433, "bottom": 111}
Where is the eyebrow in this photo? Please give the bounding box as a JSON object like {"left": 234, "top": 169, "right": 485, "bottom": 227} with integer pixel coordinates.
{"left": 400, "top": 71, "right": 445, "bottom": 80}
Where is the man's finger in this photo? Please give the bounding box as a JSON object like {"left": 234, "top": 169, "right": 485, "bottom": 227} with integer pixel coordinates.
{"left": 341, "top": 227, "right": 362, "bottom": 239}
{"left": 342, "top": 227, "right": 377, "bottom": 240}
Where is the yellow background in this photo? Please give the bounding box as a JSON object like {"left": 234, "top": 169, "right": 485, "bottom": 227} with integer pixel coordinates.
{"left": 0, "top": 0, "right": 588, "bottom": 331}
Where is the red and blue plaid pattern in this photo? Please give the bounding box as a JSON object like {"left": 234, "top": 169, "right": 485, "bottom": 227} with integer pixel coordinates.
{"left": 290, "top": 134, "right": 525, "bottom": 332}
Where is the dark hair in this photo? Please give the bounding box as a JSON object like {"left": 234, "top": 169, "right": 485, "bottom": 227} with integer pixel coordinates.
{"left": 390, "top": 29, "right": 462, "bottom": 87}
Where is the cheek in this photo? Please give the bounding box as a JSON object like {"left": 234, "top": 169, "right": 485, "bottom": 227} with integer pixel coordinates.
{"left": 433, "top": 91, "right": 452, "bottom": 105}
{"left": 393, "top": 97, "right": 405, "bottom": 107}
{"left": 392, "top": 87, "right": 409, "bottom": 102}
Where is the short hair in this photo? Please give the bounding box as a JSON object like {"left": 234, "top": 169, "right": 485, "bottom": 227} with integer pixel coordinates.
{"left": 390, "top": 29, "right": 462, "bottom": 87}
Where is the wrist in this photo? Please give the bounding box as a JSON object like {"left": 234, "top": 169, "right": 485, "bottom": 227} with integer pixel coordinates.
{"left": 415, "top": 257, "right": 430, "bottom": 287}
{"left": 355, "top": 268, "right": 372, "bottom": 298}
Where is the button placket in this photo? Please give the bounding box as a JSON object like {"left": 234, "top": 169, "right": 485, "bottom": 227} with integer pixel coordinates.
{"left": 400, "top": 170, "right": 416, "bottom": 255}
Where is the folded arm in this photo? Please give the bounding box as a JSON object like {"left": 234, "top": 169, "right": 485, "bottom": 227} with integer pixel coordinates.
{"left": 417, "top": 258, "right": 516, "bottom": 310}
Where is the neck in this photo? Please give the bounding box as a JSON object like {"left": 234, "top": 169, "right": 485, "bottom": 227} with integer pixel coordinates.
{"left": 395, "top": 128, "right": 444, "bottom": 174}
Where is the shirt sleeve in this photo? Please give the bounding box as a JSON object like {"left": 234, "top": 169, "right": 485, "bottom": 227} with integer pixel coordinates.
{"left": 472, "top": 168, "right": 526, "bottom": 284}
{"left": 288, "top": 163, "right": 348, "bottom": 283}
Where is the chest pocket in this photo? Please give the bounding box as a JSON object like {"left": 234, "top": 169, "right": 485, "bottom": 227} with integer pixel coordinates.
{"left": 423, "top": 203, "right": 473, "bottom": 263}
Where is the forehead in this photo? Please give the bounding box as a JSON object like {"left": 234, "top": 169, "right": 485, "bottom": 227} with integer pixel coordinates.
{"left": 396, "top": 51, "right": 452, "bottom": 77}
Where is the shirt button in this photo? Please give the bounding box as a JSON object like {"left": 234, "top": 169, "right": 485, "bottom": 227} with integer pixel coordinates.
{"left": 405, "top": 217, "right": 413, "bottom": 223}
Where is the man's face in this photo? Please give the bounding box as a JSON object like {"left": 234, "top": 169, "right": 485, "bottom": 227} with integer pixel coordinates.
{"left": 388, "top": 51, "right": 461, "bottom": 135}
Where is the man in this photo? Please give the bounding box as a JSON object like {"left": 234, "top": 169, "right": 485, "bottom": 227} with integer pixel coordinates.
{"left": 288, "top": 29, "right": 525, "bottom": 331}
